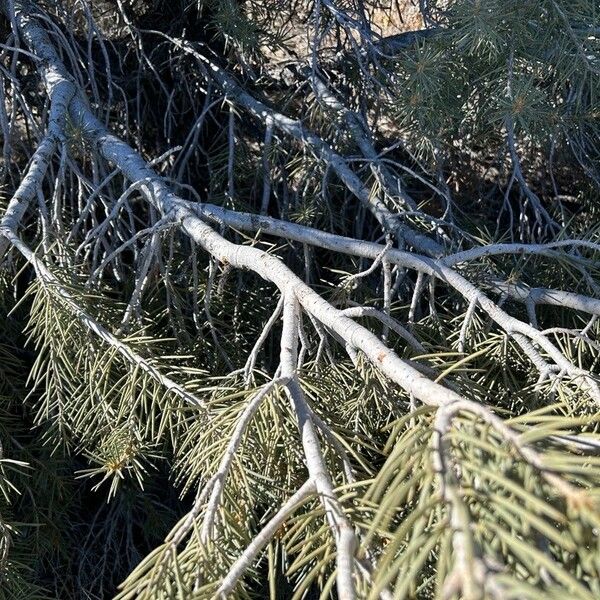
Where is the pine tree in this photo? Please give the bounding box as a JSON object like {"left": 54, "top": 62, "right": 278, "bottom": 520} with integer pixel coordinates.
{"left": 0, "top": 0, "right": 599, "bottom": 598}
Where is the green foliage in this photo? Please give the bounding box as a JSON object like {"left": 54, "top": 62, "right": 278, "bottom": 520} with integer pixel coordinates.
{"left": 387, "top": 0, "right": 600, "bottom": 178}
{"left": 1, "top": 0, "right": 600, "bottom": 598}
